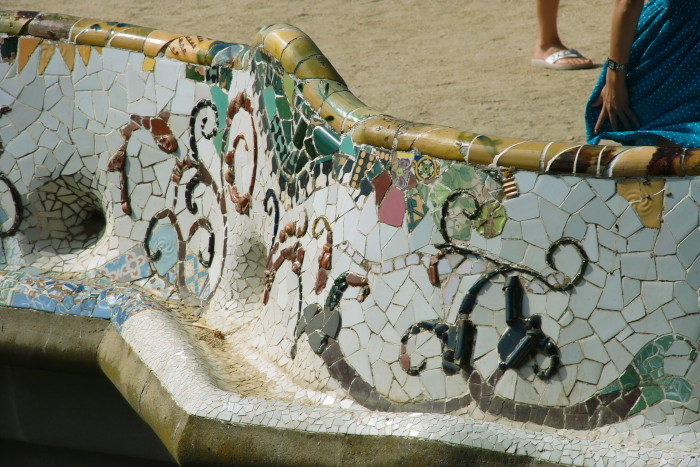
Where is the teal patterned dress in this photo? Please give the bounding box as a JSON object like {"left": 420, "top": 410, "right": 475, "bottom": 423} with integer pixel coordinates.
{"left": 585, "top": 0, "right": 700, "bottom": 147}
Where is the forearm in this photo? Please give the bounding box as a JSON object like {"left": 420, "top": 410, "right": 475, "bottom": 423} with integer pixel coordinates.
{"left": 592, "top": 0, "right": 644, "bottom": 133}
{"left": 608, "top": 0, "right": 644, "bottom": 66}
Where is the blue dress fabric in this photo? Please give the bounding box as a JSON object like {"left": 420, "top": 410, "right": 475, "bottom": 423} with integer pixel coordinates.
{"left": 585, "top": 0, "right": 700, "bottom": 147}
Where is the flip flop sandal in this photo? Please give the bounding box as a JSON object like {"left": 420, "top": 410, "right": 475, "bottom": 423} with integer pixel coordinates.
{"left": 531, "top": 49, "right": 594, "bottom": 71}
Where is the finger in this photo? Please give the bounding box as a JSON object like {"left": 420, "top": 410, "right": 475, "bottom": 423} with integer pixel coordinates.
{"left": 595, "top": 109, "right": 608, "bottom": 134}
{"left": 591, "top": 95, "right": 603, "bottom": 108}
{"left": 627, "top": 109, "right": 640, "bottom": 129}
{"left": 609, "top": 111, "right": 619, "bottom": 132}
{"left": 618, "top": 111, "right": 632, "bottom": 131}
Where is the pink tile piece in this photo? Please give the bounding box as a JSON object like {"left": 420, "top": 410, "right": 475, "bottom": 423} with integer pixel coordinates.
{"left": 371, "top": 170, "right": 391, "bottom": 205}
{"left": 378, "top": 186, "right": 406, "bottom": 227}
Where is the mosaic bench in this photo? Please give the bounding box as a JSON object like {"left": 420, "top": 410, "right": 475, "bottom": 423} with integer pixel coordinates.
{"left": 0, "top": 10, "right": 698, "bottom": 465}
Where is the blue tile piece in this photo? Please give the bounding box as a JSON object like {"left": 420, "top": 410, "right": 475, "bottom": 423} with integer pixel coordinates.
{"left": 515, "top": 171, "right": 537, "bottom": 193}
{"left": 628, "top": 228, "right": 655, "bottom": 252}
{"left": 560, "top": 182, "right": 595, "bottom": 213}
{"left": 504, "top": 193, "right": 539, "bottom": 221}
{"left": 580, "top": 197, "right": 616, "bottom": 229}
{"left": 685, "top": 255, "right": 700, "bottom": 289}
{"left": 93, "top": 300, "right": 112, "bottom": 319}
{"left": 621, "top": 252, "right": 657, "bottom": 281}
{"left": 539, "top": 200, "right": 567, "bottom": 241}
{"left": 616, "top": 206, "right": 644, "bottom": 238}
{"left": 10, "top": 293, "right": 31, "bottom": 308}
{"left": 149, "top": 225, "right": 179, "bottom": 276}
{"left": 677, "top": 229, "right": 700, "bottom": 269}
{"left": 641, "top": 281, "right": 673, "bottom": 312}
{"left": 533, "top": 175, "right": 570, "bottom": 205}
{"left": 33, "top": 294, "right": 57, "bottom": 312}
{"left": 665, "top": 197, "right": 699, "bottom": 243}
{"left": 656, "top": 255, "right": 687, "bottom": 281}
{"left": 654, "top": 227, "right": 678, "bottom": 256}
{"left": 666, "top": 180, "right": 690, "bottom": 211}
{"left": 622, "top": 277, "right": 641, "bottom": 306}
{"left": 673, "top": 282, "right": 697, "bottom": 314}
{"left": 587, "top": 178, "right": 616, "bottom": 200}
{"left": 80, "top": 299, "right": 96, "bottom": 314}
{"left": 563, "top": 215, "right": 586, "bottom": 240}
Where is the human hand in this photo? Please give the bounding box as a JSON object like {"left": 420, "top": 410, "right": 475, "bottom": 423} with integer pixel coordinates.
{"left": 592, "top": 73, "right": 639, "bottom": 134}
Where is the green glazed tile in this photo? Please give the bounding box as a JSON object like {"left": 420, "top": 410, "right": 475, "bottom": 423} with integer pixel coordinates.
{"left": 210, "top": 86, "right": 228, "bottom": 155}
{"left": 367, "top": 160, "right": 384, "bottom": 181}
{"left": 218, "top": 67, "right": 232, "bottom": 90}
{"left": 628, "top": 397, "right": 647, "bottom": 416}
{"left": 282, "top": 120, "right": 293, "bottom": 144}
{"left": 323, "top": 90, "right": 365, "bottom": 115}
{"left": 313, "top": 126, "right": 340, "bottom": 156}
{"left": 663, "top": 377, "right": 692, "bottom": 402}
{"left": 276, "top": 96, "right": 292, "bottom": 120}
{"left": 262, "top": 87, "right": 278, "bottom": 120}
{"left": 305, "top": 137, "right": 319, "bottom": 160}
{"left": 598, "top": 381, "right": 621, "bottom": 396}
{"left": 302, "top": 79, "right": 346, "bottom": 109}
{"left": 292, "top": 117, "right": 308, "bottom": 149}
{"left": 641, "top": 355, "right": 665, "bottom": 381}
{"left": 185, "top": 64, "right": 205, "bottom": 82}
{"left": 656, "top": 334, "right": 675, "bottom": 351}
{"left": 637, "top": 341, "right": 658, "bottom": 364}
{"left": 620, "top": 367, "right": 640, "bottom": 391}
{"left": 283, "top": 74, "right": 295, "bottom": 107}
{"left": 641, "top": 385, "right": 664, "bottom": 406}
{"left": 294, "top": 152, "right": 309, "bottom": 173}
{"left": 474, "top": 199, "right": 507, "bottom": 238}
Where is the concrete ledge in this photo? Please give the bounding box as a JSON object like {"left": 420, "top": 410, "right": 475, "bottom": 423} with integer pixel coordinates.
{"left": 97, "top": 324, "right": 556, "bottom": 466}
{"left": 0, "top": 306, "right": 109, "bottom": 372}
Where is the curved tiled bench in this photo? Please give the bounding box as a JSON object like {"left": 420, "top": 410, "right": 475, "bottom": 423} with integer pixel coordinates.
{"left": 0, "top": 11, "right": 698, "bottom": 465}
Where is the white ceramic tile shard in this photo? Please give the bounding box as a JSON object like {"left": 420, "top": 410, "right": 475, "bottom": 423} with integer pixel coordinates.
{"left": 0, "top": 28, "right": 697, "bottom": 466}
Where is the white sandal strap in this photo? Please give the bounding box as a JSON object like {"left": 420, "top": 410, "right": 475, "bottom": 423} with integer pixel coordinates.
{"left": 545, "top": 49, "right": 582, "bottom": 64}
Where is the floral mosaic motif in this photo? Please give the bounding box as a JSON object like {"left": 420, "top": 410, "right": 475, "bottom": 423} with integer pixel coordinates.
{"left": 98, "top": 246, "right": 151, "bottom": 282}
{"left": 414, "top": 162, "right": 507, "bottom": 242}
{"left": 413, "top": 156, "right": 438, "bottom": 182}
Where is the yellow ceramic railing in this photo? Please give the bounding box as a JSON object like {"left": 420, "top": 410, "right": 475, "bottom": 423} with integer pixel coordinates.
{"left": 2, "top": 10, "right": 699, "bottom": 178}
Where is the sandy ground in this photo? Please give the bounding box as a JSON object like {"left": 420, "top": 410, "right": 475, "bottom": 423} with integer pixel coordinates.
{"left": 3, "top": 0, "right": 613, "bottom": 143}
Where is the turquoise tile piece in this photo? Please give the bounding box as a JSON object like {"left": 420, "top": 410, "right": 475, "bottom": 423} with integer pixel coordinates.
{"left": 312, "top": 125, "right": 340, "bottom": 156}
{"left": 149, "top": 225, "right": 178, "bottom": 276}
{"left": 262, "top": 86, "right": 277, "bottom": 119}
{"left": 340, "top": 135, "right": 355, "bottom": 156}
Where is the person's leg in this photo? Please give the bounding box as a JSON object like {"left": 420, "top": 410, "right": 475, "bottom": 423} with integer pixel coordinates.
{"left": 533, "top": 0, "right": 593, "bottom": 69}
